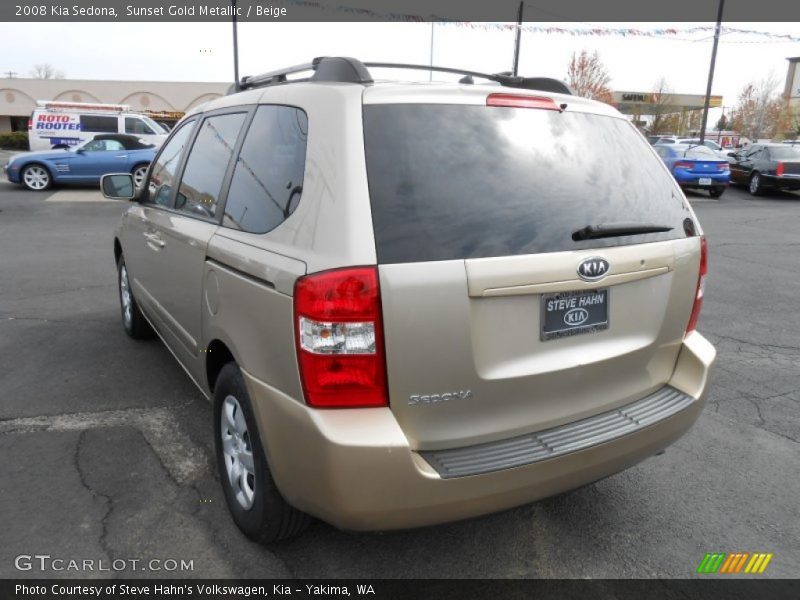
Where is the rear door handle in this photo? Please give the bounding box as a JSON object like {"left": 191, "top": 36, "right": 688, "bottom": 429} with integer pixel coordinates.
{"left": 143, "top": 231, "right": 165, "bottom": 249}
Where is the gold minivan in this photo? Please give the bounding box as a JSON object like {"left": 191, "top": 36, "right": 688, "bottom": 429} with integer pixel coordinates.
{"left": 102, "top": 57, "right": 715, "bottom": 543}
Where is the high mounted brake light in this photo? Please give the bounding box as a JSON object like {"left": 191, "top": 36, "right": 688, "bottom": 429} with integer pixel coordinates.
{"left": 486, "top": 93, "right": 561, "bottom": 111}
{"left": 686, "top": 236, "right": 707, "bottom": 334}
{"left": 294, "top": 267, "right": 388, "bottom": 408}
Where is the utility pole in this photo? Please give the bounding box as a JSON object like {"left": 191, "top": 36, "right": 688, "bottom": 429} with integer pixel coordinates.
{"left": 4, "top": 71, "right": 17, "bottom": 78}
{"left": 512, "top": 2, "right": 524, "bottom": 76}
{"left": 231, "top": 0, "right": 240, "bottom": 91}
{"left": 429, "top": 22, "right": 434, "bottom": 81}
{"left": 699, "top": 0, "right": 724, "bottom": 144}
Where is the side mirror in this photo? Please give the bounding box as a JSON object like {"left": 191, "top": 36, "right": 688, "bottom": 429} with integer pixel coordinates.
{"left": 727, "top": 152, "right": 737, "bottom": 158}
{"left": 76, "top": 148, "right": 86, "bottom": 154}
{"left": 101, "top": 173, "right": 135, "bottom": 200}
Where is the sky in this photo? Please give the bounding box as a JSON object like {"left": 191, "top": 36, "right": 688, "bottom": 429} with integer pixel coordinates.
{"left": 1, "top": 21, "right": 799, "bottom": 123}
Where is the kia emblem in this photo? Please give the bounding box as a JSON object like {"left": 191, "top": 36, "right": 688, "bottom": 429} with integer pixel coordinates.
{"left": 577, "top": 257, "right": 610, "bottom": 281}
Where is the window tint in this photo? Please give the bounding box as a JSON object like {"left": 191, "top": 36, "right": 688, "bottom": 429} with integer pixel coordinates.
{"left": 223, "top": 106, "right": 308, "bottom": 234}
{"left": 125, "top": 117, "right": 155, "bottom": 135}
{"left": 175, "top": 112, "right": 246, "bottom": 220}
{"left": 363, "top": 105, "right": 692, "bottom": 264}
{"left": 147, "top": 119, "right": 196, "bottom": 207}
{"left": 80, "top": 115, "right": 118, "bottom": 133}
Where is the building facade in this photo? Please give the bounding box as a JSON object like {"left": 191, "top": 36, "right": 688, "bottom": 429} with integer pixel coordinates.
{"left": 0, "top": 77, "right": 231, "bottom": 133}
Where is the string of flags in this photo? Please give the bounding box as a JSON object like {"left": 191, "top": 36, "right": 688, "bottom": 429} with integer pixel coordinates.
{"left": 278, "top": 0, "right": 800, "bottom": 43}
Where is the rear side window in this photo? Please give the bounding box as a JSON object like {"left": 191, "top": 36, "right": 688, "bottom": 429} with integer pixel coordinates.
{"left": 363, "top": 104, "right": 693, "bottom": 264}
{"left": 222, "top": 105, "right": 308, "bottom": 234}
{"left": 80, "top": 115, "right": 117, "bottom": 133}
{"left": 147, "top": 119, "right": 196, "bottom": 207}
{"left": 175, "top": 112, "right": 247, "bottom": 220}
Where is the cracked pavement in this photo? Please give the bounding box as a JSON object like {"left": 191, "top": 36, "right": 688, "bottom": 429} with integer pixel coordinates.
{"left": 0, "top": 182, "right": 798, "bottom": 579}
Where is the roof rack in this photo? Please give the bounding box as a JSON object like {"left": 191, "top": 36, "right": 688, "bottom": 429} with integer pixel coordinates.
{"left": 232, "top": 57, "right": 571, "bottom": 96}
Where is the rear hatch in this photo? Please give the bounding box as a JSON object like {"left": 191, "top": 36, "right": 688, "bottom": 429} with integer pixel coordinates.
{"left": 362, "top": 92, "right": 702, "bottom": 450}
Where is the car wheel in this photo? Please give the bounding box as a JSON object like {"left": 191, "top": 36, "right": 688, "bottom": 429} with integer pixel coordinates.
{"left": 214, "top": 362, "right": 311, "bottom": 543}
{"left": 117, "top": 256, "right": 154, "bottom": 339}
{"left": 749, "top": 172, "right": 763, "bottom": 196}
{"left": 131, "top": 164, "right": 149, "bottom": 188}
{"left": 709, "top": 188, "right": 725, "bottom": 198}
{"left": 21, "top": 164, "right": 52, "bottom": 191}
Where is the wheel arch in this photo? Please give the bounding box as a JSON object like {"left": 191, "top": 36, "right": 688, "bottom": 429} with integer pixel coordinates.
{"left": 206, "top": 338, "right": 237, "bottom": 393}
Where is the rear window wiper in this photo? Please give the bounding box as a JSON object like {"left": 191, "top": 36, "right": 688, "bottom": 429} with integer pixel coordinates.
{"left": 572, "top": 222, "right": 674, "bottom": 241}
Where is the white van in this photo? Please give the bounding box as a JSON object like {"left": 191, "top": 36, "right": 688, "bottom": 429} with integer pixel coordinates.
{"left": 28, "top": 101, "right": 169, "bottom": 151}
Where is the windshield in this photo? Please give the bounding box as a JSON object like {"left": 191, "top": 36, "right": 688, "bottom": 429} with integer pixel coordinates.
{"left": 140, "top": 115, "right": 168, "bottom": 135}
{"left": 363, "top": 104, "right": 694, "bottom": 264}
{"left": 769, "top": 147, "right": 800, "bottom": 159}
{"left": 681, "top": 145, "right": 718, "bottom": 159}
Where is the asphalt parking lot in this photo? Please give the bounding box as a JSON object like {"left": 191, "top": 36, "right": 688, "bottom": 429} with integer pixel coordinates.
{"left": 0, "top": 177, "right": 798, "bottom": 579}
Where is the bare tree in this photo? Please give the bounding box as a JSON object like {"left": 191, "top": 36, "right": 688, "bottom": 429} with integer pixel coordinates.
{"left": 730, "top": 74, "right": 785, "bottom": 140}
{"left": 29, "top": 63, "right": 65, "bottom": 79}
{"left": 649, "top": 77, "right": 675, "bottom": 135}
{"left": 566, "top": 50, "right": 614, "bottom": 104}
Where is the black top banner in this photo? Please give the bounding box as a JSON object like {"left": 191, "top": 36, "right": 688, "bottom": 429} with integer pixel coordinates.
{"left": 3, "top": 0, "right": 800, "bottom": 22}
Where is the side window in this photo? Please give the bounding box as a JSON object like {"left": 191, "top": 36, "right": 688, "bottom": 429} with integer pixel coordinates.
{"left": 745, "top": 147, "right": 762, "bottom": 160}
{"left": 223, "top": 105, "right": 308, "bottom": 234}
{"left": 79, "top": 115, "right": 118, "bottom": 133}
{"left": 147, "top": 119, "right": 196, "bottom": 207}
{"left": 125, "top": 117, "right": 155, "bottom": 135}
{"left": 174, "top": 113, "right": 246, "bottom": 220}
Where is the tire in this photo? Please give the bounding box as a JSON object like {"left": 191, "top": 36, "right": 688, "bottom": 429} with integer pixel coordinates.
{"left": 214, "top": 362, "right": 311, "bottom": 543}
{"left": 131, "top": 163, "right": 149, "bottom": 188}
{"left": 21, "top": 164, "right": 52, "bottom": 191}
{"left": 749, "top": 172, "right": 763, "bottom": 196}
{"left": 709, "top": 187, "right": 725, "bottom": 198}
{"left": 117, "top": 256, "right": 154, "bottom": 339}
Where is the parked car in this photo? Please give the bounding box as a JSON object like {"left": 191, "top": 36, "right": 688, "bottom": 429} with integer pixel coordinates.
{"left": 3, "top": 133, "right": 156, "bottom": 191}
{"left": 728, "top": 144, "right": 800, "bottom": 195}
{"left": 653, "top": 143, "right": 730, "bottom": 197}
{"left": 29, "top": 100, "right": 168, "bottom": 151}
{"left": 101, "top": 57, "right": 715, "bottom": 542}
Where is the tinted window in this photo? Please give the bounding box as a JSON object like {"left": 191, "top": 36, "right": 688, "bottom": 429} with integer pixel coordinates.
{"left": 80, "top": 115, "right": 118, "bottom": 133}
{"left": 364, "top": 105, "right": 693, "bottom": 264}
{"left": 175, "top": 112, "right": 246, "bottom": 220}
{"left": 147, "top": 119, "right": 196, "bottom": 207}
{"left": 223, "top": 106, "right": 308, "bottom": 234}
{"left": 767, "top": 147, "right": 800, "bottom": 159}
{"left": 125, "top": 117, "right": 156, "bottom": 135}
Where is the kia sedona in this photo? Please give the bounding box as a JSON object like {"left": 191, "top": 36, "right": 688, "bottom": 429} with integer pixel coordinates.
{"left": 102, "top": 57, "right": 716, "bottom": 542}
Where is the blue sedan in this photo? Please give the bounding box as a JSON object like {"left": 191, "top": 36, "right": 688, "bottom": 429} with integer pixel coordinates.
{"left": 3, "top": 133, "right": 156, "bottom": 191}
{"left": 654, "top": 143, "right": 730, "bottom": 198}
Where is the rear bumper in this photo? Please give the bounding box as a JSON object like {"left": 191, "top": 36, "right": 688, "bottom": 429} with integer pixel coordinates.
{"left": 245, "top": 332, "right": 715, "bottom": 532}
{"left": 761, "top": 174, "right": 800, "bottom": 190}
{"left": 676, "top": 174, "right": 729, "bottom": 189}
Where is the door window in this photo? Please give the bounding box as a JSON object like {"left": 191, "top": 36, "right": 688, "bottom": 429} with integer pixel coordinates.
{"left": 82, "top": 139, "right": 125, "bottom": 152}
{"left": 146, "top": 119, "right": 196, "bottom": 207}
{"left": 222, "top": 105, "right": 308, "bottom": 234}
{"left": 174, "top": 112, "right": 246, "bottom": 220}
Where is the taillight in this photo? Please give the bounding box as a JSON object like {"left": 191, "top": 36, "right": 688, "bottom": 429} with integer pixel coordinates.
{"left": 27, "top": 118, "right": 32, "bottom": 130}
{"left": 486, "top": 93, "right": 561, "bottom": 111}
{"left": 776, "top": 162, "right": 785, "bottom": 176}
{"left": 674, "top": 161, "right": 695, "bottom": 171}
{"left": 717, "top": 163, "right": 729, "bottom": 172}
{"left": 686, "top": 236, "right": 707, "bottom": 334}
{"left": 294, "top": 267, "right": 388, "bottom": 408}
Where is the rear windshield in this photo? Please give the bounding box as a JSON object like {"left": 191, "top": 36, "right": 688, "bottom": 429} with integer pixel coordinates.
{"left": 363, "top": 104, "right": 694, "bottom": 264}
{"left": 769, "top": 147, "right": 800, "bottom": 159}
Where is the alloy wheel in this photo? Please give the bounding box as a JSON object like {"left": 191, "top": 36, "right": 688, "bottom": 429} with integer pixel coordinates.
{"left": 23, "top": 166, "right": 50, "bottom": 190}
{"left": 220, "top": 394, "right": 256, "bottom": 510}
